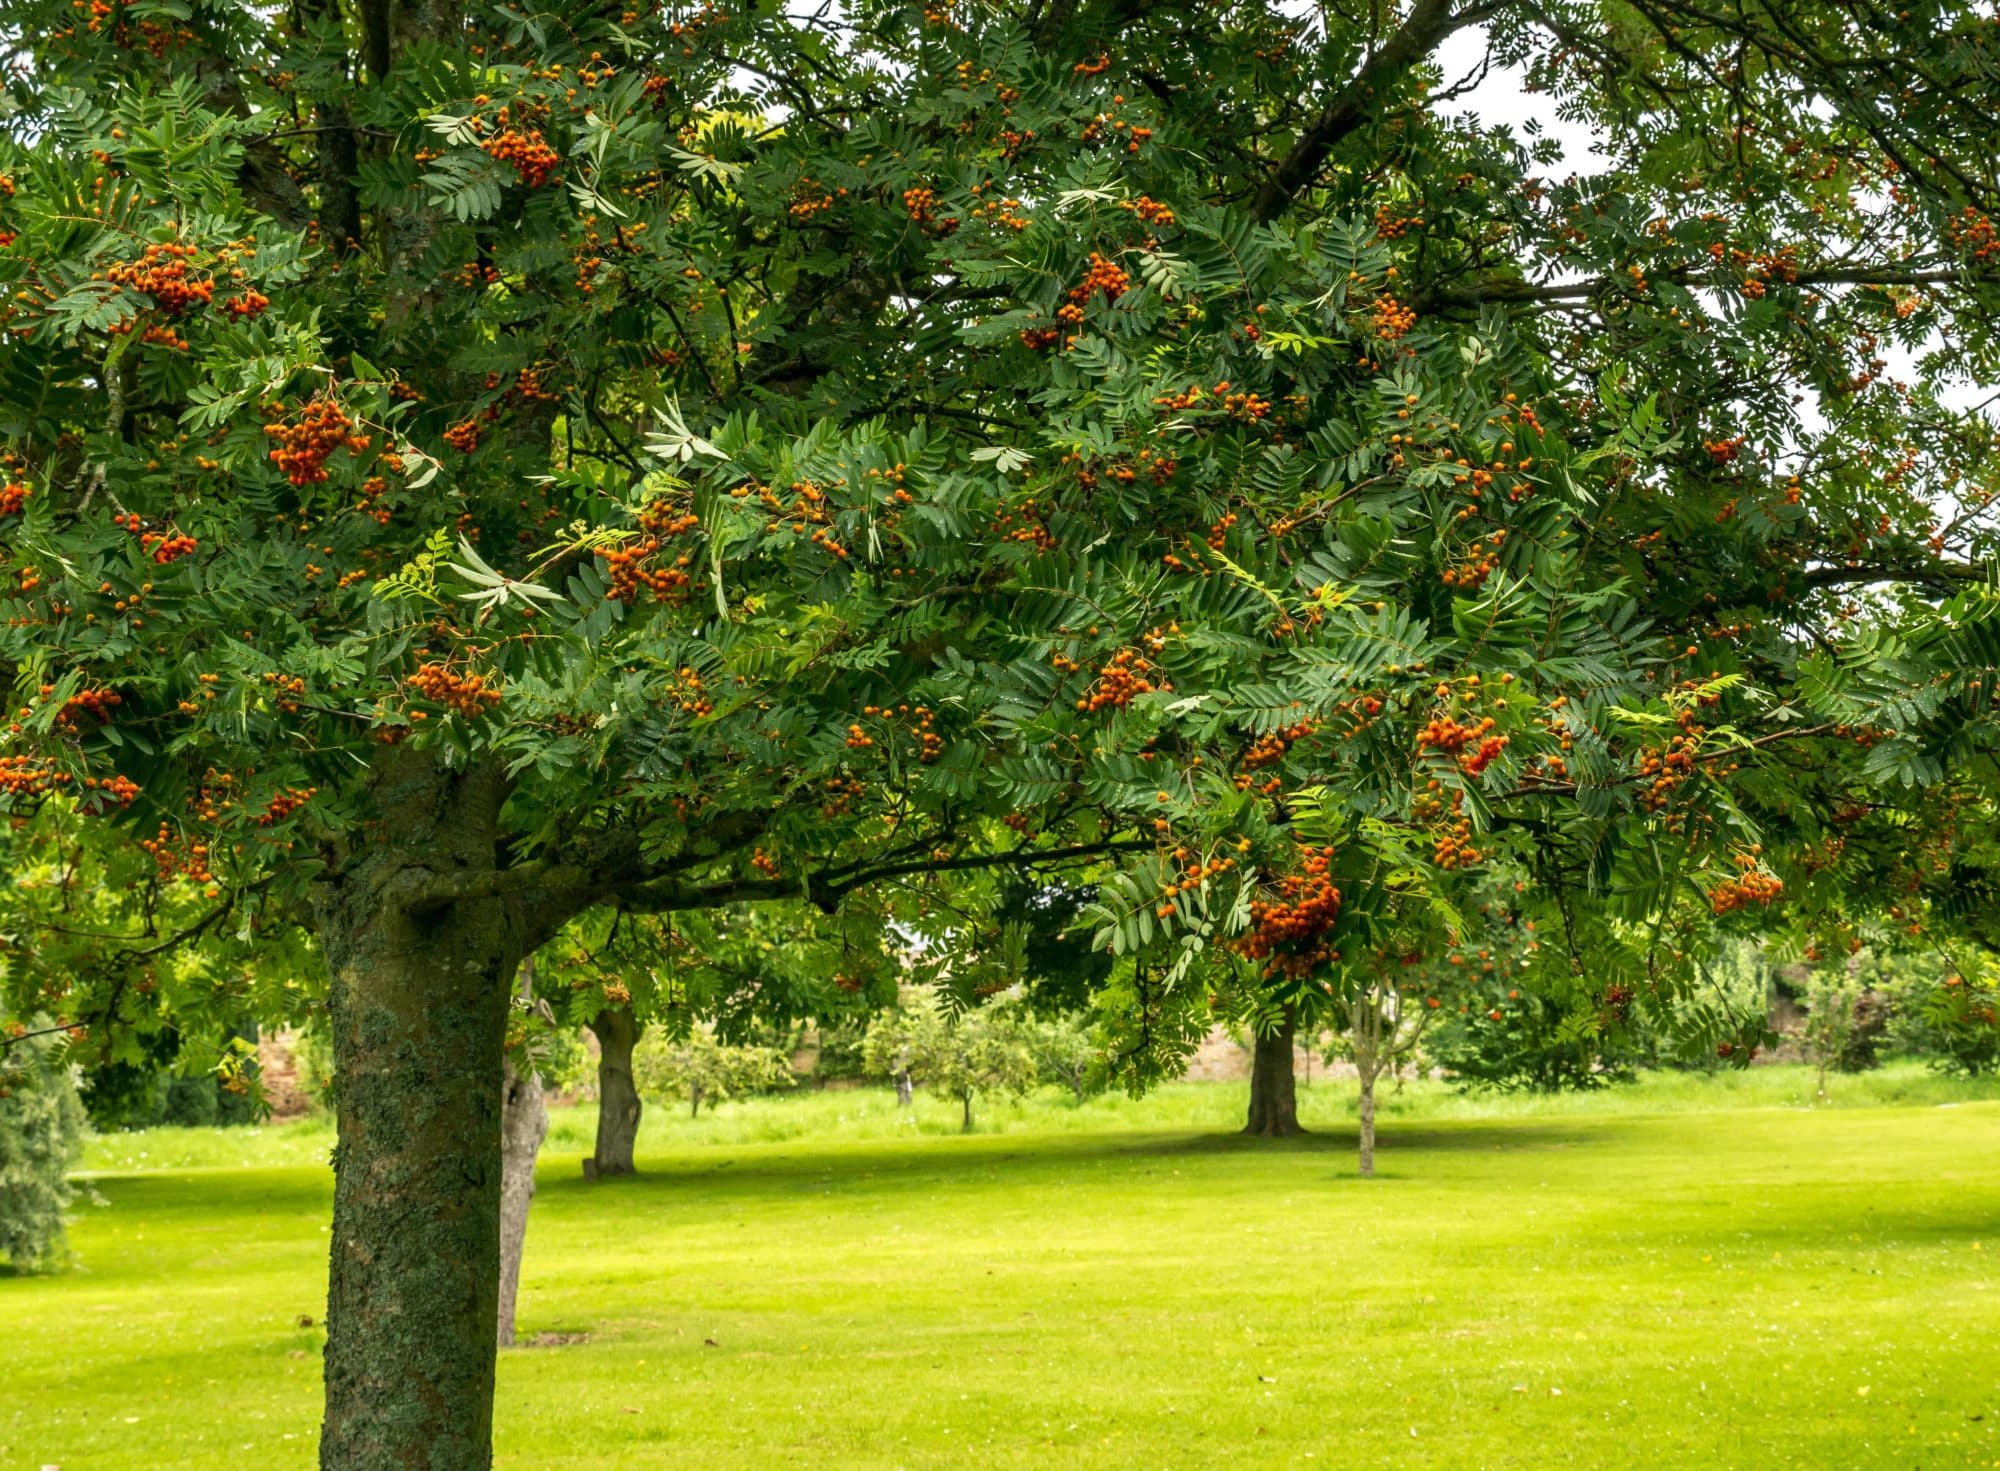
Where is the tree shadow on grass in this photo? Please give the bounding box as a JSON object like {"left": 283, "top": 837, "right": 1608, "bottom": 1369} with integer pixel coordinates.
{"left": 537, "top": 1118, "right": 1599, "bottom": 1202}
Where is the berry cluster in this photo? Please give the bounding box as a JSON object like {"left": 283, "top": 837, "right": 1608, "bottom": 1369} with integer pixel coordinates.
{"left": 1121, "top": 195, "right": 1176, "bottom": 229}
{"left": 442, "top": 417, "right": 484, "bottom": 454}
{"left": 484, "top": 128, "right": 561, "bottom": 187}
{"left": 598, "top": 536, "right": 693, "bottom": 603}
{"left": 1152, "top": 846, "right": 1240, "bottom": 920}
{"left": 408, "top": 662, "right": 503, "bottom": 718}
{"left": 1236, "top": 718, "right": 1314, "bottom": 787}
{"left": 259, "top": 787, "right": 317, "bottom": 826}
{"left": 1369, "top": 296, "right": 1416, "bottom": 340}
{"left": 1418, "top": 714, "right": 1508, "bottom": 775}
{"left": 266, "top": 398, "right": 361, "bottom": 486}
{"left": 141, "top": 530, "right": 198, "bottom": 564}
{"left": 1710, "top": 854, "right": 1783, "bottom": 914}
{"left": 1441, "top": 530, "right": 1506, "bottom": 591}
{"left": 105, "top": 242, "right": 213, "bottom": 315}
{"left": 1077, "top": 642, "right": 1170, "bottom": 713}
{"left": 902, "top": 186, "right": 959, "bottom": 235}
{"left": 0, "top": 476, "right": 27, "bottom": 516}
{"left": 0, "top": 755, "right": 63, "bottom": 800}
{"left": 140, "top": 824, "right": 215, "bottom": 886}
{"left": 1236, "top": 845, "right": 1343, "bottom": 980}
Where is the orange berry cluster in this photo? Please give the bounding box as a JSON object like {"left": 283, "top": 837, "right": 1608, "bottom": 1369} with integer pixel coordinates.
{"left": 259, "top": 787, "right": 317, "bottom": 826}
{"left": 598, "top": 537, "right": 693, "bottom": 603}
{"left": 1418, "top": 714, "right": 1508, "bottom": 775}
{"left": 1236, "top": 846, "right": 1343, "bottom": 980}
{"left": 902, "top": 186, "right": 959, "bottom": 235}
{"left": 1637, "top": 730, "right": 1700, "bottom": 811}
{"left": 442, "top": 417, "right": 484, "bottom": 454}
{"left": 1441, "top": 530, "right": 1506, "bottom": 591}
{"left": 408, "top": 662, "right": 502, "bottom": 718}
{"left": 788, "top": 176, "right": 842, "bottom": 221}
{"left": 1238, "top": 717, "right": 1314, "bottom": 779}
{"left": 0, "top": 476, "right": 27, "bottom": 516}
{"left": 48, "top": 685, "right": 122, "bottom": 728}
{"left": 853, "top": 702, "right": 943, "bottom": 762}
{"left": 484, "top": 128, "right": 560, "bottom": 187}
{"left": 1948, "top": 207, "right": 2000, "bottom": 263}
{"left": 1121, "top": 195, "right": 1176, "bottom": 229}
{"left": 670, "top": 666, "right": 713, "bottom": 717}
{"left": 140, "top": 824, "right": 215, "bottom": 885}
{"left": 1369, "top": 296, "right": 1417, "bottom": 340}
{"left": 1433, "top": 811, "right": 1482, "bottom": 870}
{"left": 1152, "top": 847, "right": 1239, "bottom": 919}
{"left": 1068, "top": 252, "right": 1131, "bottom": 313}
{"left": 1373, "top": 204, "right": 1423, "bottom": 240}
{"left": 1077, "top": 644, "right": 1169, "bottom": 713}
{"left": 266, "top": 398, "right": 360, "bottom": 486}
{"left": 752, "top": 848, "right": 782, "bottom": 877}
{"left": 104, "top": 241, "right": 213, "bottom": 315}
{"left": 0, "top": 754, "right": 63, "bottom": 800}
{"left": 78, "top": 772, "right": 139, "bottom": 811}
{"left": 1710, "top": 855, "right": 1782, "bottom": 915}
{"left": 141, "top": 530, "right": 197, "bottom": 564}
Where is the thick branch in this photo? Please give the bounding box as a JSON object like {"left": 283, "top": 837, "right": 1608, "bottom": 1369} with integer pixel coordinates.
{"left": 1251, "top": 0, "right": 1477, "bottom": 223}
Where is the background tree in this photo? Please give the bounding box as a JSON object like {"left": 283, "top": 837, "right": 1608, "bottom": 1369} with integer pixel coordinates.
{"left": 862, "top": 986, "right": 1037, "bottom": 1131}
{"left": 634, "top": 1022, "right": 795, "bottom": 1118}
{"left": 0, "top": 1023, "right": 86, "bottom": 1272}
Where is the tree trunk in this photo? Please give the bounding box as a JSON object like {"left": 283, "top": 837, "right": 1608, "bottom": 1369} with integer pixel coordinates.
{"left": 961, "top": 1088, "right": 973, "bottom": 1132}
{"left": 496, "top": 1050, "right": 547, "bottom": 1347}
{"left": 314, "top": 749, "right": 526, "bottom": 1471}
{"left": 690, "top": 1081, "right": 704, "bottom": 1119}
{"left": 1357, "top": 1065, "right": 1378, "bottom": 1177}
{"left": 894, "top": 1068, "right": 913, "bottom": 1107}
{"left": 584, "top": 1005, "right": 642, "bottom": 1179}
{"left": 1243, "top": 1005, "right": 1304, "bottom": 1137}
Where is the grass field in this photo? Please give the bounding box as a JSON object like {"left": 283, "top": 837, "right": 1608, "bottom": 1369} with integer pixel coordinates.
{"left": 6, "top": 1065, "right": 2000, "bottom": 1469}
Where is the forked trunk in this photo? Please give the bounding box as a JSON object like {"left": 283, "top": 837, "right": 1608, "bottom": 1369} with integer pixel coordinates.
{"left": 314, "top": 750, "right": 523, "bottom": 1471}
{"left": 496, "top": 1050, "right": 548, "bottom": 1347}
{"left": 1243, "top": 1005, "right": 1304, "bottom": 1137}
{"left": 585, "top": 1005, "right": 642, "bottom": 1179}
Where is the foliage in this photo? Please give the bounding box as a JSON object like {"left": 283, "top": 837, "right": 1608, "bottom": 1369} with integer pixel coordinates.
{"left": 7, "top": 0, "right": 2000, "bottom": 1449}
{"left": 633, "top": 1023, "right": 795, "bottom": 1117}
{"left": 0, "top": 1023, "right": 86, "bottom": 1271}
{"left": 1891, "top": 966, "right": 2000, "bottom": 1077}
{"left": 861, "top": 986, "right": 1037, "bottom": 1128}
{"left": 1026, "top": 1011, "right": 1105, "bottom": 1102}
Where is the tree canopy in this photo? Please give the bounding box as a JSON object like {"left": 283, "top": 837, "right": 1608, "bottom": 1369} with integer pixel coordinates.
{"left": 6, "top": 0, "right": 2000, "bottom": 1462}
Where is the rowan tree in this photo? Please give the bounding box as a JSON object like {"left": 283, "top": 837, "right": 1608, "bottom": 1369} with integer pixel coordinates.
{"left": 5, "top": 0, "right": 2000, "bottom": 1464}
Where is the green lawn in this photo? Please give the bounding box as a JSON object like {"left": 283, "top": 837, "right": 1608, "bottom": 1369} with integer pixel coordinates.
{"left": 7, "top": 1067, "right": 2000, "bottom": 1468}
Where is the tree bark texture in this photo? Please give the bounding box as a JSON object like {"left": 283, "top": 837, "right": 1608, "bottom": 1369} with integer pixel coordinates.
{"left": 585, "top": 1005, "right": 642, "bottom": 1179}
{"left": 314, "top": 750, "right": 525, "bottom": 1471}
{"left": 1243, "top": 1005, "right": 1305, "bottom": 1137}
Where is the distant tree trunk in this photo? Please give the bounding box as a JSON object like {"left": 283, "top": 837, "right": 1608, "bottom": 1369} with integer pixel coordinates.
{"left": 584, "top": 1005, "right": 641, "bottom": 1180}
{"left": 894, "top": 1067, "right": 913, "bottom": 1107}
{"left": 1356, "top": 1065, "right": 1378, "bottom": 1177}
{"left": 496, "top": 1048, "right": 547, "bottom": 1348}
{"left": 690, "top": 1081, "right": 704, "bottom": 1119}
{"left": 961, "top": 1088, "right": 973, "bottom": 1132}
{"left": 1243, "top": 1005, "right": 1304, "bottom": 1137}
{"left": 1068, "top": 1067, "right": 1086, "bottom": 1104}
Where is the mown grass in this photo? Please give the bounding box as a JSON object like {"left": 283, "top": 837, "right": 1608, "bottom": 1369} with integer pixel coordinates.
{"left": 10, "top": 1064, "right": 2000, "bottom": 1468}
